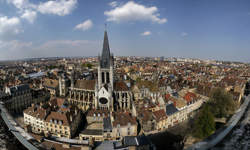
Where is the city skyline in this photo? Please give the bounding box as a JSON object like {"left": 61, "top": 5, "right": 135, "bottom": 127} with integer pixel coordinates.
{"left": 0, "top": 0, "right": 250, "bottom": 62}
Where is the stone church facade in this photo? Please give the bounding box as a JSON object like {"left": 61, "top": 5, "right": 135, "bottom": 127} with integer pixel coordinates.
{"left": 66, "top": 30, "right": 133, "bottom": 112}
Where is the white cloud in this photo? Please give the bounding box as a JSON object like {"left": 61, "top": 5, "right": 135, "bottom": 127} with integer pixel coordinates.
{"left": 104, "top": 1, "right": 167, "bottom": 24}
{"left": 6, "top": 0, "right": 32, "bottom": 10}
{"left": 5, "top": 0, "right": 78, "bottom": 28}
{"left": 181, "top": 32, "right": 188, "bottom": 37}
{"left": 21, "top": 9, "right": 37, "bottom": 23}
{"left": 37, "top": 0, "right": 78, "bottom": 16}
{"left": 141, "top": 31, "right": 151, "bottom": 36}
{"left": 74, "top": 19, "right": 93, "bottom": 31}
{"left": 0, "top": 16, "right": 21, "bottom": 35}
{"left": 109, "top": 1, "right": 118, "bottom": 8}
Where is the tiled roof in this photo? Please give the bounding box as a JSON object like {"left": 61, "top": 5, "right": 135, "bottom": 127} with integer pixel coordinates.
{"left": 153, "top": 109, "right": 167, "bottom": 122}
{"left": 112, "top": 112, "right": 137, "bottom": 127}
{"left": 166, "top": 103, "right": 178, "bottom": 116}
{"left": 138, "top": 110, "right": 153, "bottom": 123}
{"left": 87, "top": 109, "right": 109, "bottom": 117}
{"left": 184, "top": 92, "right": 197, "bottom": 103}
{"left": 74, "top": 80, "right": 95, "bottom": 90}
{"left": 24, "top": 105, "right": 47, "bottom": 120}
{"left": 80, "top": 129, "right": 103, "bottom": 135}
{"left": 114, "top": 81, "right": 129, "bottom": 91}
{"left": 45, "top": 111, "right": 71, "bottom": 126}
{"left": 49, "top": 98, "right": 65, "bottom": 108}
{"left": 43, "top": 79, "right": 58, "bottom": 89}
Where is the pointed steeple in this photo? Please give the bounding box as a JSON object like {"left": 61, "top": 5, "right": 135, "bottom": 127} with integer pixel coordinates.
{"left": 100, "top": 30, "right": 111, "bottom": 68}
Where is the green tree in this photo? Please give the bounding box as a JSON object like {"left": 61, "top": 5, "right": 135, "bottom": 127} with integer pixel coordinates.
{"left": 82, "top": 63, "right": 93, "bottom": 69}
{"left": 209, "top": 88, "right": 236, "bottom": 118}
{"left": 194, "top": 104, "right": 215, "bottom": 138}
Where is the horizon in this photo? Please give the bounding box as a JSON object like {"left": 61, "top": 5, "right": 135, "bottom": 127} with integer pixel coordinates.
{"left": 0, "top": 0, "right": 250, "bottom": 62}
{"left": 0, "top": 55, "right": 248, "bottom": 64}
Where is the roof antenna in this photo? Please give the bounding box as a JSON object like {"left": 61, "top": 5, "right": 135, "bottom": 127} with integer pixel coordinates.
{"left": 105, "top": 23, "right": 107, "bottom": 31}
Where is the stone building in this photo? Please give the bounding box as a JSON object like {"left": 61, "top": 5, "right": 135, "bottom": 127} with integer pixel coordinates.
{"left": 67, "top": 30, "right": 133, "bottom": 112}
{"left": 4, "top": 84, "right": 33, "bottom": 113}
{"left": 59, "top": 74, "right": 70, "bottom": 97}
{"left": 23, "top": 98, "right": 81, "bottom": 138}
{"left": 43, "top": 78, "right": 59, "bottom": 96}
{"left": 111, "top": 111, "right": 137, "bottom": 139}
{"left": 24, "top": 104, "right": 48, "bottom": 133}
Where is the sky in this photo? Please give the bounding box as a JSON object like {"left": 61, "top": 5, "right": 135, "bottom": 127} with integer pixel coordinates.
{"left": 0, "top": 0, "right": 250, "bottom": 62}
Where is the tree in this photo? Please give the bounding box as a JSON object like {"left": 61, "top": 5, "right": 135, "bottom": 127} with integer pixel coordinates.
{"left": 209, "top": 88, "right": 236, "bottom": 118}
{"left": 82, "top": 63, "right": 93, "bottom": 69}
{"left": 194, "top": 104, "right": 215, "bottom": 138}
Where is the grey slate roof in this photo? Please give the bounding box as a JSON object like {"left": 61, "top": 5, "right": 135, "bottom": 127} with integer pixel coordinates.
{"left": 123, "top": 136, "right": 139, "bottom": 146}
{"left": 95, "top": 141, "right": 115, "bottom": 150}
{"left": 9, "top": 84, "right": 30, "bottom": 94}
{"left": 123, "top": 135, "right": 151, "bottom": 147}
{"left": 100, "top": 31, "right": 112, "bottom": 68}
{"left": 103, "top": 116, "right": 112, "bottom": 131}
{"left": 80, "top": 129, "right": 103, "bottom": 135}
{"left": 166, "top": 103, "right": 178, "bottom": 116}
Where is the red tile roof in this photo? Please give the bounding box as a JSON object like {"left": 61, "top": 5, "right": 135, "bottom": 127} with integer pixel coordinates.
{"left": 75, "top": 80, "right": 96, "bottom": 90}
{"left": 153, "top": 109, "right": 167, "bottom": 122}
{"left": 112, "top": 111, "right": 137, "bottom": 127}
{"left": 184, "top": 92, "right": 197, "bottom": 103}
{"left": 114, "top": 81, "right": 129, "bottom": 91}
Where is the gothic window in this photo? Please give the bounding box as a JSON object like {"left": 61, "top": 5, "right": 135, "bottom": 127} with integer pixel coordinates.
{"left": 106, "top": 72, "right": 110, "bottom": 83}
{"left": 102, "top": 72, "right": 105, "bottom": 83}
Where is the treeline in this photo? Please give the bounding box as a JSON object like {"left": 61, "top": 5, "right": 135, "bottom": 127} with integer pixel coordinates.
{"left": 193, "top": 88, "right": 237, "bottom": 138}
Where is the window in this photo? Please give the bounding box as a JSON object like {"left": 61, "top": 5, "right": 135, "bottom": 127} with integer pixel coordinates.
{"left": 106, "top": 72, "right": 110, "bottom": 83}
{"left": 102, "top": 72, "right": 105, "bottom": 83}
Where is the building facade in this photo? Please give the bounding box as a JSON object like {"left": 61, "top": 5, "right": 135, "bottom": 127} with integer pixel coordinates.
{"left": 67, "top": 31, "right": 133, "bottom": 112}
{"left": 5, "top": 84, "right": 33, "bottom": 113}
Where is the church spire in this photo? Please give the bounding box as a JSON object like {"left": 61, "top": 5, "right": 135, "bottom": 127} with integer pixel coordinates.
{"left": 100, "top": 29, "right": 111, "bottom": 68}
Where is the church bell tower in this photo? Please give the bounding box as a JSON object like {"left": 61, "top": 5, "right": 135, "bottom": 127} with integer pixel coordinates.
{"left": 96, "top": 30, "right": 114, "bottom": 110}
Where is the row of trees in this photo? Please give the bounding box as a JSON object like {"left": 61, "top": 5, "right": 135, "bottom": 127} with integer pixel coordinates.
{"left": 193, "top": 88, "right": 237, "bottom": 138}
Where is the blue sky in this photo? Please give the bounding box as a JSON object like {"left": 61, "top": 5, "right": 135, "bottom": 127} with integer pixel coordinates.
{"left": 0, "top": 0, "right": 249, "bottom": 62}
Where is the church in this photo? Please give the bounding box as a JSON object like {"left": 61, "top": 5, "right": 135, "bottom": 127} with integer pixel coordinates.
{"left": 65, "top": 30, "right": 133, "bottom": 112}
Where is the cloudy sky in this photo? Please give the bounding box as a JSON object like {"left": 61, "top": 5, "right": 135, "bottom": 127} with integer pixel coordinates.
{"left": 0, "top": 0, "right": 250, "bottom": 62}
